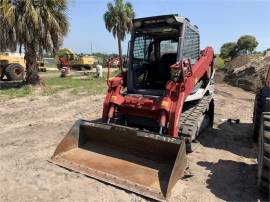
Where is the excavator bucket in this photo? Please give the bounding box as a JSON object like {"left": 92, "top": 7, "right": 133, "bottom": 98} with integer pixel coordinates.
{"left": 50, "top": 120, "right": 187, "bottom": 201}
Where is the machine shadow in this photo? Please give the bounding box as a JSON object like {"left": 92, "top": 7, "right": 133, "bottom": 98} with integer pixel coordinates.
{"left": 198, "top": 121, "right": 257, "bottom": 159}
{"left": 197, "top": 160, "right": 267, "bottom": 201}
{"left": 0, "top": 80, "right": 25, "bottom": 89}
{"left": 196, "top": 121, "right": 269, "bottom": 201}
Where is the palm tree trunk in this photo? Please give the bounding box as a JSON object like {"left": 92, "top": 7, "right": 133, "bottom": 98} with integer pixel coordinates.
{"left": 24, "top": 44, "right": 40, "bottom": 85}
{"left": 117, "top": 37, "right": 123, "bottom": 72}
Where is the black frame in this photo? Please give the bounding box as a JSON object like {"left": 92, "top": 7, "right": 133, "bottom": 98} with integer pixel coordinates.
{"left": 127, "top": 15, "right": 200, "bottom": 96}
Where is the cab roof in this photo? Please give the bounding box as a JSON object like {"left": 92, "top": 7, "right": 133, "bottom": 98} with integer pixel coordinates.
{"left": 133, "top": 14, "right": 199, "bottom": 34}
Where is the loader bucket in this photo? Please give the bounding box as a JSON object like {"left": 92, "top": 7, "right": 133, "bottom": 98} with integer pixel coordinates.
{"left": 50, "top": 120, "right": 187, "bottom": 201}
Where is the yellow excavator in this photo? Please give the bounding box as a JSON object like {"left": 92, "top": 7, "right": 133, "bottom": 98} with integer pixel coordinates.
{"left": 56, "top": 48, "right": 98, "bottom": 70}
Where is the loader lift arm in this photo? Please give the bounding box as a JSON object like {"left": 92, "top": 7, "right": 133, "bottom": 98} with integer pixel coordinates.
{"left": 103, "top": 47, "right": 214, "bottom": 138}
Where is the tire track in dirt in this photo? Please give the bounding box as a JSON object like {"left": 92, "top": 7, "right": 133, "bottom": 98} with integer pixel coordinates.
{"left": 0, "top": 93, "right": 104, "bottom": 134}
{"left": 0, "top": 83, "right": 267, "bottom": 202}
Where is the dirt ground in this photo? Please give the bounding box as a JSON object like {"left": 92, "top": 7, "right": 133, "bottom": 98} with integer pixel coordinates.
{"left": 0, "top": 82, "right": 267, "bottom": 202}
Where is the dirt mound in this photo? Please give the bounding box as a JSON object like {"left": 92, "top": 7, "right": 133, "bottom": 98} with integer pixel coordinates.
{"left": 262, "top": 56, "right": 270, "bottom": 63}
{"left": 224, "top": 55, "right": 270, "bottom": 92}
{"left": 226, "top": 55, "right": 252, "bottom": 70}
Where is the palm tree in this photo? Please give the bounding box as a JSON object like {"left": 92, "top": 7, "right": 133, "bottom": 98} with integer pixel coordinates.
{"left": 104, "top": 0, "right": 135, "bottom": 71}
{"left": 0, "top": 0, "right": 69, "bottom": 84}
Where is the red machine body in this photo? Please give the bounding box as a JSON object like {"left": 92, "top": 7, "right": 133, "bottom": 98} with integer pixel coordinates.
{"left": 51, "top": 15, "right": 215, "bottom": 201}
{"left": 103, "top": 47, "right": 214, "bottom": 138}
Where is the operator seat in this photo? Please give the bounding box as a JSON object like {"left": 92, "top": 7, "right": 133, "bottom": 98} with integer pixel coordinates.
{"left": 144, "top": 53, "right": 177, "bottom": 89}
{"left": 159, "top": 53, "right": 177, "bottom": 84}
{"left": 126, "top": 53, "right": 177, "bottom": 96}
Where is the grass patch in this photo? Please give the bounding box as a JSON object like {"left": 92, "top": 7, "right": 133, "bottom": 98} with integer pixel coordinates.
{"left": 41, "top": 86, "right": 58, "bottom": 96}
{"left": 0, "top": 85, "right": 32, "bottom": 98}
{"left": 215, "top": 56, "right": 225, "bottom": 69}
{"left": 0, "top": 70, "right": 122, "bottom": 99}
{"left": 44, "top": 76, "right": 107, "bottom": 95}
{"left": 0, "top": 76, "right": 108, "bottom": 99}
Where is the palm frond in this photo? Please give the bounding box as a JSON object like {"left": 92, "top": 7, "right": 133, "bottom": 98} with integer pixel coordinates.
{"left": 0, "top": 0, "right": 69, "bottom": 53}
{"left": 104, "top": 0, "right": 135, "bottom": 41}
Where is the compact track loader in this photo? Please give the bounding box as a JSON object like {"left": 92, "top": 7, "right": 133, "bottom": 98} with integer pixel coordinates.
{"left": 51, "top": 14, "right": 215, "bottom": 201}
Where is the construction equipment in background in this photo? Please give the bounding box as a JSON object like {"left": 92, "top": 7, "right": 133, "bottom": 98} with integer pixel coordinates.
{"left": 37, "top": 59, "right": 46, "bottom": 72}
{"left": 0, "top": 52, "right": 25, "bottom": 80}
{"left": 0, "top": 52, "right": 46, "bottom": 81}
{"left": 106, "top": 57, "right": 121, "bottom": 81}
{"left": 253, "top": 66, "right": 270, "bottom": 195}
{"left": 106, "top": 56, "right": 129, "bottom": 70}
{"left": 107, "top": 57, "right": 120, "bottom": 68}
{"left": 51, "top": 14, "right": 215, "bottom": 201}
{"left": 56, "top": 48, "right": 98, "bottom": 71}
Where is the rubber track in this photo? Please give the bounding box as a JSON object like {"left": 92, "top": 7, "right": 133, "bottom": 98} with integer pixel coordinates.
{"left": 179, "top": 95, "right": 212, "bottom": 140}
{"left": 253, "top": 89, "right": 263, "bottom": 140}
{"left": 259, "top": 113, "right": 270, "bottom": 193}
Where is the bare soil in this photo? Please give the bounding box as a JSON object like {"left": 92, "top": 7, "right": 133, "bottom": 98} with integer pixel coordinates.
{"left": 0, "top": 83, "right": 267, "bottom": 202}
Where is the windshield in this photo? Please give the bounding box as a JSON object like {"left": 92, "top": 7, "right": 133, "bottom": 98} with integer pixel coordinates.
{"left": 160, "top": 40, "right": 178, "bottom": 55}
{"left": 133, "top": 34, "right": 154, "bottom": 61}
{"left": 127, "top": 23, "right": 183, "bottom": 95}
{"left": 132, "top": 35, "right": 179, "bottom": 61}
{"left": 130, "top": 33, "right": 179, "bottom": 91}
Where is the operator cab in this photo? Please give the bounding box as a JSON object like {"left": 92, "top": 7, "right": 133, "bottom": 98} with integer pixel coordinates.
{"left": 127, "top": 14, "right": 200, "bottom": 96}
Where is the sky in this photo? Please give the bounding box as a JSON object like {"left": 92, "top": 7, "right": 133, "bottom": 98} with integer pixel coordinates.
{"left": 63, "top": 0, "right": 270, "bottom": 54}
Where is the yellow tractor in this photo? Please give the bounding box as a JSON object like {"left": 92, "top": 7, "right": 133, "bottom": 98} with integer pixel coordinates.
{"left": 0, "top": 52, "right": 25, "bottom": 81}
{"left": 56, "top": 48, "right": 98, "bottom": 70}
{"left": 0, "top": 52, "right": 46, "bottom": 81}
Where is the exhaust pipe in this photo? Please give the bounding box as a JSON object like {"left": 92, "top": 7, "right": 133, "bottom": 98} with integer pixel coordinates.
{"left": 50, "top": 120, "right": 187, "bottom": 201}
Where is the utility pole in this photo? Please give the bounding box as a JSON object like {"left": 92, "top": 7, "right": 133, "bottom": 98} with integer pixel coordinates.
{"left": 91, "top": 42, "right": 93, "bottom": 54}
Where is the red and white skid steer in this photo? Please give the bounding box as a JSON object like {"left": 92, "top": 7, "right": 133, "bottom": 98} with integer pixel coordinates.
{"left": 50, "top": 14, "right": 215, "bottom": 201}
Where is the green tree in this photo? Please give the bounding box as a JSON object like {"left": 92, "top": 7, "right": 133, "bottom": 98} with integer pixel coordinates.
{"left": 104, "top": 0, "right": 135, "bottom": 71}
{"left": 237, "top": 35, "right": 258, "bottom": 54}
{"left": 263, "top": 48, "right": 270, "bottom": 55}
{"left": 220, "top": 42, "right": 238, "bottom": 59}
{"left": 0, "top": 0, "right": 69, "bottom": 84}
